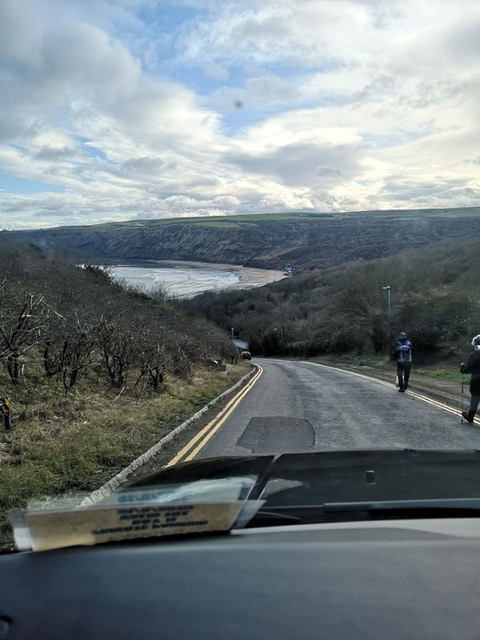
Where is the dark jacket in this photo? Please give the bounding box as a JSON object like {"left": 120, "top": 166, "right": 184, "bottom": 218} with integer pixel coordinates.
{"left": 461, "top": 347, "right": 480, "bottom": 394}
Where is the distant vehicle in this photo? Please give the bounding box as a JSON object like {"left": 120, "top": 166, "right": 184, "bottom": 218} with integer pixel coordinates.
{"left": 240, "top": 350, "right": 252, "bottom": 360}
{"left": 283, "top": 264, "right": 294, "bottom": 273}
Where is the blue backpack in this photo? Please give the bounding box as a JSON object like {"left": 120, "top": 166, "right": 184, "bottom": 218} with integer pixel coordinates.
{"left": 397, "top": 342, "right": 412, "bottom": 363}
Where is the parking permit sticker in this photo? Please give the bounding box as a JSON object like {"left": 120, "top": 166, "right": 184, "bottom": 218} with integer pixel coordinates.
{"left": 12, "top": 501, "right": 245, "bottom": 552}
{"left": 106, "top": 477, "right": 256, "bottom": 506}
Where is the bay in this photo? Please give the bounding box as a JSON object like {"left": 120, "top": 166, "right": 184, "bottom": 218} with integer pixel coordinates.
{"left": 110, "top": 260, "right": 286, "bottom": 298}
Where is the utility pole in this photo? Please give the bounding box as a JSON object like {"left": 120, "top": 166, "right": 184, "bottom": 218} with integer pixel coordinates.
{"left": 382, "top": 286, "right": 391, "bottom": 323}
{"left": 382, "top": 286, "right": 391, "bottom": 349}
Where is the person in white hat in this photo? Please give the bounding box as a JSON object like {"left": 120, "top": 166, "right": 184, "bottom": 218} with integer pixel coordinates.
{"left": 460, "top": 335, "right": 480, "bottom": 423}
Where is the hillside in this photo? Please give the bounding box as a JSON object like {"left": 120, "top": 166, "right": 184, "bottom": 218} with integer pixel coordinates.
{"left": 0, "top": 235, "right": 242, "bottom": 401}
{"left": 0, "top": 235, "right": 242, "bottom": 548}
{"left": 182, "top": 234, "right": 480, "bottom": 364}
{"left": 11, "top": 207, "right": 480, "bottom": 272}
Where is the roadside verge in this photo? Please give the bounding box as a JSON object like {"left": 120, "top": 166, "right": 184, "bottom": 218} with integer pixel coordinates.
{"left": 81, "top": 365, "right": 258, "bottom": 505}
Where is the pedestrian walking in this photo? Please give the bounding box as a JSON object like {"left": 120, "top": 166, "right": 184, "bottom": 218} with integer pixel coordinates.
{"left": 393, "top": 331, "right": 412, "bottom": 392}
{"left": 460, "top": 334, "right": 480, "bottom": 423}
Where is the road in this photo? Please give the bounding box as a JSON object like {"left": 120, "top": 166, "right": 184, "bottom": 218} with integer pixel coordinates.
{"left": 177, "top": 358, "right": 480, "bottom": 462}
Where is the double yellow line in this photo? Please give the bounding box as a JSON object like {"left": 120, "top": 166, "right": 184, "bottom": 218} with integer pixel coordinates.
{"left": 312, "top": 361, "right": 472, "bottom": 421}
{"left": 408, "top": 389, "right": 479, "bottom": 423}
{"left": 165, "top": 361, "right": 475, "bottom": 470}
{"left": 165, "top": 365, "right": 263, "bottom": 467}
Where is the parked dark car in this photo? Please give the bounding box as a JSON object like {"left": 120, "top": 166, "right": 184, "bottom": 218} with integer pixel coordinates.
{"left": 241, "top": 350, "right": 252, "bottom": 360}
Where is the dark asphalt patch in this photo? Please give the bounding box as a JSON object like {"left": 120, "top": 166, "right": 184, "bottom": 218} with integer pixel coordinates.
{"left": 237, "top": 417, "right": 315, "bottom": 453}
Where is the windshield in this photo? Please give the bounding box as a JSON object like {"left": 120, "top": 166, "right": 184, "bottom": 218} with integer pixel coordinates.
{"left": 1, "top": 0, "right": 480, "bottom": 552}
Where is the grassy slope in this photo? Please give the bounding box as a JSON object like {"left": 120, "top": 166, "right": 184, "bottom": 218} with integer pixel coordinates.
{"left": 0, "top": 237, "right": 250, "bottom": 549}
{"left": 32, "top": 206, "right": 480, "bottom": 232}
{"left": 0, "top": 363, "right": 251, "bottom": 550}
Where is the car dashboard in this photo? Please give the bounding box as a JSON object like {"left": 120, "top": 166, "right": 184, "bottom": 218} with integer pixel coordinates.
{"left": 1, "top": 518, "right": 479, "bottom": 639}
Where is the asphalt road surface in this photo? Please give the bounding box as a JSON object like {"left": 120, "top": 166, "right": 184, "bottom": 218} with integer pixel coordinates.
{"left": 194, "top": 359, "right": 480, "bottom": 459}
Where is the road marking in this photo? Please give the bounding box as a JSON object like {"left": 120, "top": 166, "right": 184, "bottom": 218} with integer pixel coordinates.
{"left": 307, "top": 361, "right": 395, "bottom": 390}
{"left": 408, "top": 390, "right": 479, "bottom": 423}
{"left": 406, "top": 390, "right": 459, "bottom": 416}
{"left": 307, "top": 361, "right": 474, "bottom": 420}
{"left": 165, "top": 365, "right": 263, "bottom": 467}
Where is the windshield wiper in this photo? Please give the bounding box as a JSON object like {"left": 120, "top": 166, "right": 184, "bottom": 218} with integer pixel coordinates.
{"left": 323, "top": 498, "right": 480, "bottom": 515}
{"left": 249, "top": 498, "right": 480, "bottom": 526}
{"left": 245, "top": 510, "right": 302, "bottom": 527}
{"left": 320, "top": 497, "right": 480, "bottom": 520}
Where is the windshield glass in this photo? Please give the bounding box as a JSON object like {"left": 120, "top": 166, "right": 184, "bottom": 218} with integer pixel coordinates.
{"left": 1, "top": 0, "right": 480, "bottom": 551}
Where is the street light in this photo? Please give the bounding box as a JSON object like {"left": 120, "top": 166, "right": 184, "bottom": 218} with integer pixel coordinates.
{"left": 382, "top": 286, "right": 391, "bottom": 322}
{"left": 382, "top": 286, "right": 391, "bottom": 347}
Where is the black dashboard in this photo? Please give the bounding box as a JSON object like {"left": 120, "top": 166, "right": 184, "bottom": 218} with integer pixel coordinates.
{"left": 1, "top": 519, "right": 479, "bottom": 639}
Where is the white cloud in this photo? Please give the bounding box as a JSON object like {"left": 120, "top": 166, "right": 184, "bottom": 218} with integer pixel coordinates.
{"left": 1, "top": 0, "right": 480, "bottom": 229}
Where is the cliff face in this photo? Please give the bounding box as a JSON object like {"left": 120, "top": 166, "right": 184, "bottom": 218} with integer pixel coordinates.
{"left": 11, "top": 208, "right": 480, "bottom": 271}
{"left": 11, "top": 217, "right": 315, "bottom": 268}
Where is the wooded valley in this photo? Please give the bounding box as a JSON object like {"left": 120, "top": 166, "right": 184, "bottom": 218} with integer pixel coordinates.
{"left": 183, "top": 234, "right": 480, "bottom": 364}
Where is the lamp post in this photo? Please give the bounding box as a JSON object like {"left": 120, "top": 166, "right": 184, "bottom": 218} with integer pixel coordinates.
{"left": 382, "top": 286, "right": 391, "bottom": 348}
{"left": 382, "top": 286, "right": 391, "bottom": 322}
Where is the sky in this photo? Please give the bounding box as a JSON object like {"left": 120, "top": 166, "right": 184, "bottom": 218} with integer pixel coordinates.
{"left": 1, "top": 0, "right": 479, "bottom": 229}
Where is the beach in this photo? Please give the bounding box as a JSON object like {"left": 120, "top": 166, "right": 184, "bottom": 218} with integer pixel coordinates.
{"left": 111, "top": 260, "right": 287, "bottom": 298}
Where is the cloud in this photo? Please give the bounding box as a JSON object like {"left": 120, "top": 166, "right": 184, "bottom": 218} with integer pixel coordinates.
{"left": 1, "top": 0, "right": 480, "bottom": 229}
{"left": 208, "top": 74, "right": 300, "bottom": 112}
{"left": 33, "top": 146, "right": 79, "bottom": 161}
{"left": 120, "top": 156, "right": 177, "bottom": 176}
{"left": 225, "top": 141, "right": 362, "bottom": 188}
{"left": 0, "top": 0, "right": 43, "bottom": 69}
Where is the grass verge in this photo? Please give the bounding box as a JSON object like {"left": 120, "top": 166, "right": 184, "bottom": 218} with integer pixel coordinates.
{"left": 312, "top": 354, "right": 462, "bottom": 379}
{"left": 0, "top": 363, "right": 251, "bottom": 551}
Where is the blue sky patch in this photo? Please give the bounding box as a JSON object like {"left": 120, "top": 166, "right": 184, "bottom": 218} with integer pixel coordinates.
{"left": 0, "top": 174, "right": 65, "bottom": 194}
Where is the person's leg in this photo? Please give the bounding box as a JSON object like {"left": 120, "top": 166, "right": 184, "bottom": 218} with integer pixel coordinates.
{"left": 404, "top": 365, "right": 411, "bottom": 389}
{"left": 469, "top": 394, "right": 480, "bottom": 415}
{"left": 397, "top": 364, "right": 405, "bottom": 391}
{"left": 463, "top": 394, "right": 479, "bottom": 423}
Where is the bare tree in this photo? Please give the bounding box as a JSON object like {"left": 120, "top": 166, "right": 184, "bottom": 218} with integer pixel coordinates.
{"left": 134, "top": 330, "right": 171, "bottom": 391}
{"left": 43, "top": 319, "right": 98, "bottom": 393}
{"left": 98, "top": 319, "right": 137, "bottom": 388}
{"left": 0, "top": 283, "right": 45, "bottom": 384}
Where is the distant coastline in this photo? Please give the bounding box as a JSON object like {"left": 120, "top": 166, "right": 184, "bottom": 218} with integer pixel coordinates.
{"left": 108, "top": 260, "right": 286, "bottom": 298}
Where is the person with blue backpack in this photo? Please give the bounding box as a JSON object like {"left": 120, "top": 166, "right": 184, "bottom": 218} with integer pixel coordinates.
{"left": 394, "top": 331, "right": 413, "bottom": 392}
